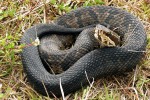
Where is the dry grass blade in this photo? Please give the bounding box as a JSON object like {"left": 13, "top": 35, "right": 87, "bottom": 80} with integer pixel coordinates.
{"left": 60, "top": 78, "right": 65, "bottom": 100}
{"left": 84, "top": 71, "right": 95, "bottom": 100}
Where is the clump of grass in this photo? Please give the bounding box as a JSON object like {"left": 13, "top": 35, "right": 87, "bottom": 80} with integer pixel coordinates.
{"left": 0, "top": 0, "right": 150, "bottom": 99}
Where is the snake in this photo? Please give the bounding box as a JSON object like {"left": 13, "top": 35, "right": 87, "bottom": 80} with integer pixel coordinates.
{"left": 21, "top": 6, "right": 147, "bottom": 97}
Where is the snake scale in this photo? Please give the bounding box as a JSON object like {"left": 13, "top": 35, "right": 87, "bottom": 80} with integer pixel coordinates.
{"left": 21, "top": 6, "right": 147, "bottom": 97}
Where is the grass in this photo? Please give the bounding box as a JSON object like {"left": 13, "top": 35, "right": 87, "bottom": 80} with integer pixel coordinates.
{"left": 0, "top": 0, "right": 150, "bottom": 99}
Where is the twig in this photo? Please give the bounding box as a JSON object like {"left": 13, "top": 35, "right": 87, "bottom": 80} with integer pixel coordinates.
{"left": 31, "top": 26, "right": 40, "bottom": 46}
{"left": 43, "top": 0, "right": 47, "bottom": 23}
{"left": 60, "top": 78, "right": 65, "bottom": 100}
{"left": 42, "top": 80, "right": 50, "bottom": 98}
{"left": 132, "top": 66, "right": 138, "bottom": 87}
{"left": 128, "top": 50, "right": 146, "bottom": 53}
{"left": 84, "top": 71, "right": 95, "bottom": 100}
{"left": 44, "top": 59, "right": 55, "bottom": 75}
{"left": 85, "top": 71, "right": 91, "bottom": 85}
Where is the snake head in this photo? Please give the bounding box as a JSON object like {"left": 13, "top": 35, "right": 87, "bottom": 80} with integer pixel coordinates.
{"left": 94, "top": 24, "right": 120, "bottom": 48}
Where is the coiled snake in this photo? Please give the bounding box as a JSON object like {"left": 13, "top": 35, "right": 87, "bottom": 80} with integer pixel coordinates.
{"left": 21, "top": 6, "right": 147, "bottom": 97}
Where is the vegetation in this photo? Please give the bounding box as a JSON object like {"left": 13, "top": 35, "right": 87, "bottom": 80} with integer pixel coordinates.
{"left": 0, "top": 0, "right": 150, "bottom": 99}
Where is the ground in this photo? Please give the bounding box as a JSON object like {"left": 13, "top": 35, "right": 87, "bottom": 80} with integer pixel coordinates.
{"left": 0, "top": 0, "right": 150, "bottom": 100}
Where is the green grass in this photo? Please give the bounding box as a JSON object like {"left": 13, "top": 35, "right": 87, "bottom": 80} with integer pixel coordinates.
{"left": 0, "top": 0, "right": 150, "bottom": 99}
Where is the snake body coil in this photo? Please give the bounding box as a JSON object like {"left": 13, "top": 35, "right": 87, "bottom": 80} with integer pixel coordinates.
{"left": 21, "top": 6, "right": 147, "bottom": 97}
